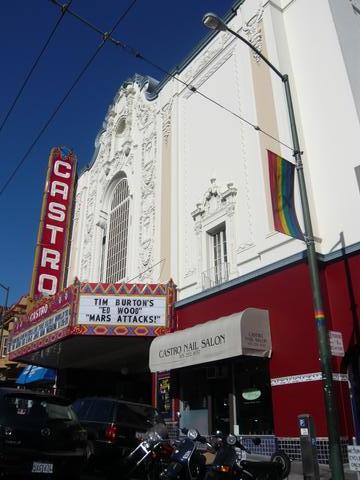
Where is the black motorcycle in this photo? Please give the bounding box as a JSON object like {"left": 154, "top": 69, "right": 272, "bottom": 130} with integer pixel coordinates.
{"left": 205, "top": 433, "right": 291, "bottom": 480}
{"left": 124, "top": 421, "right": 172, "bottom": 480}
{"left": 161, "top": 428, "right": 210, "bottom": 480}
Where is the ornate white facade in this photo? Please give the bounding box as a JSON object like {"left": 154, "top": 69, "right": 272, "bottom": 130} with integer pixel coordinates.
{"left": 67, "top": 75, "right": 168, "bottom": 285}
{"left": 68, "top": 0, "right": 360, "bottom": 300}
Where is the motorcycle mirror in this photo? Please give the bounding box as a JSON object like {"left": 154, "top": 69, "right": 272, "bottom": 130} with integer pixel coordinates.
{"left": 252, "top": 437, "right": 261, "bottom": 446}
{"left": 226, "top": 434, "right": 237, "bottom": 446}
{"left": 187, "top": 428, "right": 198, "bottom": 441}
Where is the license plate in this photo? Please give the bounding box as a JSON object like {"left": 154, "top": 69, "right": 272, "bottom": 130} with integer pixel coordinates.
{"left": 140, "top": 443, "right": 150, "bottom": 455}
{"left": 32, "top": 462, "right": 54, "bottom": 474}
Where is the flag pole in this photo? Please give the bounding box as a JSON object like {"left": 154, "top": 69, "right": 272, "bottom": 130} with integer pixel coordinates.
{"left": 202, "top": 13, "right": 345, "bottom": 480}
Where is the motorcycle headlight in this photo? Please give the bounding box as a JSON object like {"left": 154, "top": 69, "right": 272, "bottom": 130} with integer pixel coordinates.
{"left": 226, "top": 434, "right": 237, "bottom": 446}
{"left": 187, "top": 428, "right": 198, "bottom": 441}
{"left": 148, "top": 431, "right": 161, "bottom": 443}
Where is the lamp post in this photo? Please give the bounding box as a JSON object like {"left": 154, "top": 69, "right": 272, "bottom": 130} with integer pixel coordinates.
{"left": 203, "top": 12, "right": 344, "bottom": 480}
{"left": 0, "top": 282, "right": 10, "bottom": 360}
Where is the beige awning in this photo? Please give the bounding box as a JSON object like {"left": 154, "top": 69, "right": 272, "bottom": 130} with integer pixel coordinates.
{"left": 149, "top": 308, "right": 272, "bottom": 373}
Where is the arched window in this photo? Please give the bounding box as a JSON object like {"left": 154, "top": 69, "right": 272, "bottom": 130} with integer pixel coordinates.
{"left": 105, "top": 178, "right": 130, "bottom": 282}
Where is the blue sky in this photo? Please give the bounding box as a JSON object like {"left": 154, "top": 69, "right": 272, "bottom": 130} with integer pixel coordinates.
{"left": 0, "top": 0, "right": 233, "bottom": 305}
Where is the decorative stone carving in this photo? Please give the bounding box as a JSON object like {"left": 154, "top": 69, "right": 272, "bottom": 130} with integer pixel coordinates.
{"left": 182, "top": 49, "right": 235, "bottom": 100}
{"left": 191, "top": 178, "right": 238, "bottom": 221}
{"left": 232, "top": 46, "right": 254, "bottom": 251}
{"left": 73, "top": 193, "right": 81, "bottom": 225}
{"left": 236, "top": 242, "right": 255, "bottom": 253}
{"left": 96, "top": 210, "right": 108, "bottom": 231}
{"left": 182, "top": 30, "right": 233, "bottom": 84}
{"left": 136, "top": 97, "right": 156, "bottom": 130}
{"left": 162, "top": 101, "right": 172, "bottom": 144}
{"left": 194, "top": 220, "right": 202, "bottom": 236}
{"left": 80, "top": 252, "right": 91, "bottom": 281}
{"left": 76, "top": 76, "right": 158, "bottom": 283}
{"left": 80, "top": 185, "right": 97, "bottom": 279}
{"left": 138, "top": 130, "right": 157, "bottom": 279}
{"left": 242, "top": 6, "right": 264, "bottom": 62}
{"left": 184, "top": 268, "right": 196, "bottom": 279}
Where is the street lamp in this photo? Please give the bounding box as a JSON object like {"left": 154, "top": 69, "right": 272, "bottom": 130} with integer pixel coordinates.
{"left": 0, "top": 283, "right": 10, "bottom": 360}
{"left": 203, "top": 12, "right": 344, "bottom": 480}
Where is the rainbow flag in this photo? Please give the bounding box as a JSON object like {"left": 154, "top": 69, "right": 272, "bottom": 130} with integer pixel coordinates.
{"left": 268, "top": 150, "right": 304, "bottom": 240}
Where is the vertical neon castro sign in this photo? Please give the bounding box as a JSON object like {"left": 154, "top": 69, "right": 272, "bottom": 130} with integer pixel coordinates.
{"left": 31, "top": 147, "right": 77, "bottom": 298}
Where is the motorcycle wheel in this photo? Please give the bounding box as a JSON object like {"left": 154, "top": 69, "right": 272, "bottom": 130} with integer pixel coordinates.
{"left": 270, "top": 451, "right": 291, "bottom": 479}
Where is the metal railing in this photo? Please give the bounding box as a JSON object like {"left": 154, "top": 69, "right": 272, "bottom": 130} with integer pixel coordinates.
{"left": 201, "top": 262, "right": 229, "bottom": 290}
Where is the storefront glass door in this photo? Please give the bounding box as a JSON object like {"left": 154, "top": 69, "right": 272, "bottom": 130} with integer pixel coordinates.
{"left": 234, "top": 357, "right": 273, "bottom": 435}
{"left": 179, "top": 367, "right": 209, "bottom": 435}
{"left": 209, "top": 378, "right": 230, "bottom": 434}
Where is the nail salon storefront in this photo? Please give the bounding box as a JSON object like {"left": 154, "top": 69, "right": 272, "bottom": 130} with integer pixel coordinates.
{"left": 150, "top": 308, "right": 273, "bottom": 438}
{"left": 149, "top": 259, "right": 356, "bottom": 463}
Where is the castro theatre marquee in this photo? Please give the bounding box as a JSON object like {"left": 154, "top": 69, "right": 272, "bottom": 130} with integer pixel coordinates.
{"left": 9, "top": 280, "right": 175, "bottom": 373}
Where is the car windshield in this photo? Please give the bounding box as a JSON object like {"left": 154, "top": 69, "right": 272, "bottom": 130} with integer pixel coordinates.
{"left": 0, "top": 395, "right": 76, "bottom": 424}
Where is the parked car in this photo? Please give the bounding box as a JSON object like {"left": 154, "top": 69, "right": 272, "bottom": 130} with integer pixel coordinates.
{"left": 72, "top": 396, "right": 166, "bottom": 477}
{"left": 0, "top": 387, "right": 88, "bottom": 479}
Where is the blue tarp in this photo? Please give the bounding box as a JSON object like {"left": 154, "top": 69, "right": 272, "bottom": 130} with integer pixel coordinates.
{"left": 16, "top": 365, "right": 56, "bottom": 385}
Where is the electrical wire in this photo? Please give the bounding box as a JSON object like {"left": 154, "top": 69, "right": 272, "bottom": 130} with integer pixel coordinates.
{"left": 127, "top": 258, "right": 166, "bottom": 284}
{"left": 49, "top": 0, "right": 294, "bottom": 152}
{"left": 0, "top": 1, "right": 72, "bottom": 135}
{"left": 0, "top": 0, "right": 139, "bottom": 197}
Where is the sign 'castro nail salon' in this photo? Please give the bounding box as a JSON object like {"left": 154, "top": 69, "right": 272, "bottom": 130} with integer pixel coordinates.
{"left": 149, "top": 308, "right": 272, "bottom": 372}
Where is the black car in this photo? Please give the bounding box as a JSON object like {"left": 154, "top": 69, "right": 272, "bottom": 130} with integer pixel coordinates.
{"left": 72, "top": 396, "right": 167, "bottom": 477}
{"left": 0, "top": 387, "right": 88, "bottom": 479}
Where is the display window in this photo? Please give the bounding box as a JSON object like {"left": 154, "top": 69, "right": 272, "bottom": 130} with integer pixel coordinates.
{"left": 234, "top": 357, "right": 274, "bottom": 435}
{"left": 177, "top": 357, "right": 273, "bottom": 436}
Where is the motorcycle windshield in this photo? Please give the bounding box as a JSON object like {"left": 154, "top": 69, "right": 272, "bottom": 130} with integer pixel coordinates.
{"left": 171, "top": 437, "right": 196, "bottom": 464}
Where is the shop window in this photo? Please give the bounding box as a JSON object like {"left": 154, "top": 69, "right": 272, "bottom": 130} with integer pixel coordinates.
{"left": 105, "top": 178, "right": 130, "bottom": 282}
{"left": 234, "top": 357, "right": 274, "bottom": 435}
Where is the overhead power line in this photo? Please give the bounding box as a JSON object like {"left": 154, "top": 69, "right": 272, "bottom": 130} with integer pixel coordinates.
{"left": 0, "top": 0, "right": 139, "bottom": 197}
{"left": 0, "top": 1, "right": 72, "bottom": 136}
{"left": 50, "top": 0, "right": 294, "bottom": 152}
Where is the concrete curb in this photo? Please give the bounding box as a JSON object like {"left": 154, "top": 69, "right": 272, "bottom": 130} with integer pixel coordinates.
{"left": 249, "top": 454, "right": 357, "bottom": 480}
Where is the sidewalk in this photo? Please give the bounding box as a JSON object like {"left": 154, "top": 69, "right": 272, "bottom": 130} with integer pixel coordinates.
{"left": 249, "top": 454, "right": 357, "bottom": 480}
{"left": 287, "top": 459, "right": 357, "bottom": 480}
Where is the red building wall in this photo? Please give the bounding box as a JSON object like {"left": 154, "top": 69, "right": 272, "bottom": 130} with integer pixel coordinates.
{"left": 175, "top": 254, "right": 360, "bottom": 438}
